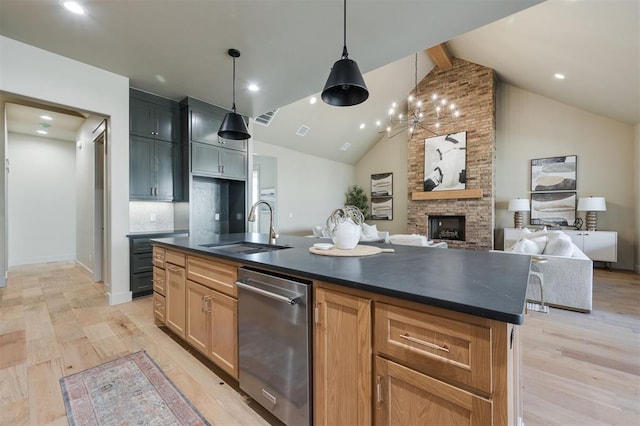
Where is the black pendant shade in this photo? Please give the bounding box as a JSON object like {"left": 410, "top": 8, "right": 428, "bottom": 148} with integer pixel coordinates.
{"left": 218, "top": 111, "right": 250, "bottom": 140}
{"left": 322, "top": 52, "right": 369, "bottom": 106}
{"left": 321, "top": 0, "right": 368, "bottom": 107}
{"left": 218, "top": 48, "right": 251, "bottom": 140}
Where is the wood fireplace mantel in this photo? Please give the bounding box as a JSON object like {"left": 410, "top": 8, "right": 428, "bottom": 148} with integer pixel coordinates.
{"left": 411, "top": 188, "right": 483, "bottom": 201}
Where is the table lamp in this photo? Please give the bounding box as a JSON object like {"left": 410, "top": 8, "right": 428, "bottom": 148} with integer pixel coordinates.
{"left": 577, "top": 196, "right": 606, "bottom": 231}
{"left": 508, "top": 198, "right": 530, "bottom": 229}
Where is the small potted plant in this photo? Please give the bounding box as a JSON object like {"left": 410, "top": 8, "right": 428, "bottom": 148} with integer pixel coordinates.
{"left": 325, "top": 205, "right": 364, "bottom": 249}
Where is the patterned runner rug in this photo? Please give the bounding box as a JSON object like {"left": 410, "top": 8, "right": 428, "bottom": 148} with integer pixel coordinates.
{"left": 60, "top": 351, "right": 210, "bottom": 425}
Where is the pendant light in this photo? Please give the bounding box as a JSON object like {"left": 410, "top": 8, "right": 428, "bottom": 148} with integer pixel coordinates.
{"left": 321, "top": 0, "right": 369, "bottom": 107}
{"left": 218, "top": 48, "right": 251, "bottom": 140}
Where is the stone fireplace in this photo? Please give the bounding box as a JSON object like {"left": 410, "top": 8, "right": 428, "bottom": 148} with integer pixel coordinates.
{"left": 407, "top": 58, "right": 496, "bottom": 250}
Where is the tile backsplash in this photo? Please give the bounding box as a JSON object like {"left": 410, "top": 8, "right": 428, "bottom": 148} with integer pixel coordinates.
{"left": 130, "top": 201, "right": 177, "bottom": 232}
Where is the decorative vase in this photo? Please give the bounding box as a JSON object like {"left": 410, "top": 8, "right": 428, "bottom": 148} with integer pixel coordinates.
{"left": 332, "top": 222, "right": 361, "bottom": 250}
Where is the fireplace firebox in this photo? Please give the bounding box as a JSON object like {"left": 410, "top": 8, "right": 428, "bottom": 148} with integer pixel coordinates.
{"left": 429, "top": 215, "right": 465, "bottom": 241}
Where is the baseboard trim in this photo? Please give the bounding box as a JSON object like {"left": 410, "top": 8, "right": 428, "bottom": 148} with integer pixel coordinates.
{"left": 108, "top": 290, "right": 132, "bottom": 306}
{"left": 75, "top": 260, "right": 93, "bottom": 279}
{"left": 9, "top": 254, "right": 75, "bottom": 267}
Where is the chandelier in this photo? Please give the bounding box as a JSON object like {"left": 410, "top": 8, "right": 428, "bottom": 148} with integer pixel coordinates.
{"left": 377, "top": 53, "right": 461, "bottom": 138}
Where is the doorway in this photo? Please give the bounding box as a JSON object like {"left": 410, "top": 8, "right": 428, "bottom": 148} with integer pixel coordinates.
{"left": 252, "top": 154, "right": 277, "bottom": 234}
{"left": 93, "top": 124, "right": 107, "bottom": 283}
{"left": 3, "top": 97, "right": 108, "bottom": 285}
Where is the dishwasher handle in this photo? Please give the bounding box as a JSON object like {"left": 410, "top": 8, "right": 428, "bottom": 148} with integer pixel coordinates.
{"left": 236, "top": 280, "right": 302, "bottom": 305}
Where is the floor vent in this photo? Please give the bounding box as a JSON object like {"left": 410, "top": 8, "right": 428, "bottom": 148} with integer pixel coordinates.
{"left": 254, "top": 109, "right": 279, "bottom": 127}
{"left": 296, "top": 125, "right": 310, "bottom": 136}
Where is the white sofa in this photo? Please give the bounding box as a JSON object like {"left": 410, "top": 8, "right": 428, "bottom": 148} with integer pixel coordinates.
{"left": 498, "top": 229, "right": 593, "bottom": 312}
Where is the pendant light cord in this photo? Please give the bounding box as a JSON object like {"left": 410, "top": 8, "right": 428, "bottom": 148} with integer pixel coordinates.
{"left": 232, "top": 55, "right": 237, "bottom": 113}
{"left": 342, "top": 0, "right": 348, "bottom": 59}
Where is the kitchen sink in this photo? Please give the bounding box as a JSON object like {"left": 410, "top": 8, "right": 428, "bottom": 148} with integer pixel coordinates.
{"left": 200, "top": 242, "right": 291, "bottom": 255}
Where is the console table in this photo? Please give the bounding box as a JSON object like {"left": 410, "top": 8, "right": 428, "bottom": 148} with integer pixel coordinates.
{"left": 503, "top": 228, "right": 617, "bottom": 263}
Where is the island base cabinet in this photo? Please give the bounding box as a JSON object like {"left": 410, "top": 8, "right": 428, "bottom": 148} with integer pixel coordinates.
{"left": 375, "top": 357, "right": 492, "bottom": 426}
{"left": 186, "top": 279, "right": 238, "bottom": 379}
{"left": 165, "top": 257, "right": 186, "bottom": 339}
{"left": 314, "top": 286, "right": 372, "bottom": 426}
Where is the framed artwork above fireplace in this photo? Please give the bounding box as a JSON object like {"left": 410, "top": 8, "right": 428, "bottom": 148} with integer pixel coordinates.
{"left": 423, "top": 131, "right": 467, "bottom": 192}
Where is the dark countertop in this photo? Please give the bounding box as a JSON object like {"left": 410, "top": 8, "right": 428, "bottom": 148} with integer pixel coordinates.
{"left": 151, "top": 233, "right": 531, "bottom": 324}
{"left": 127, "top": 229, "right": 189, "bottom": 238}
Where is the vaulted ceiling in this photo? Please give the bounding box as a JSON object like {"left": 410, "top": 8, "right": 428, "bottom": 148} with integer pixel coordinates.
{"left": 2, "top": 0, "right": 638, "bottom": 164}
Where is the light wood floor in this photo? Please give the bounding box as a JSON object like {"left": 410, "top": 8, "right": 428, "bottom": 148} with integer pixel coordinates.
{"left": 0, "top": 262, "right": 638, "bottom": 425}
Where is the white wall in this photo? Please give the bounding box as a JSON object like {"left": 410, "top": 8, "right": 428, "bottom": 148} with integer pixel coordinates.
{"left": 252, "top": 140, "right": 355, "bottom": 235}
{"left": 495, "top": 84, "right": 636, "bottom": 270}
{"left": 635, "top": 124, "right": 640, "bottom": 273}
{"left": 355, "top": 132, "right": 409, "bottom": 235}
{"left": 0, "top": 36, "right": 130, "bottom": 304}
{"left": 8, "top": 133, "right": 76, "bottom": 265}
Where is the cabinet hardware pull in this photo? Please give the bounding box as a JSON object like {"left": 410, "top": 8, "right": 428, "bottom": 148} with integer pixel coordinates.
{"left": 150, "top": 187, "right": 154, "bottom": 195}
{"left": 206, "top": 296, "right": 212, "bottom": 313}
{"left": 220, "top": 165, "right": 225, "bottom": 174}
{"left": 399, "top": 333, "right": 450, "bottom": 352}
{"left": 376, "top": 376, "right": 383, "bottom": 404}
{"left": 154, "top": 187, "right": 158, "bottom": 196}
{"left": 201, "top": 295, "right": 206, "bottom": 312}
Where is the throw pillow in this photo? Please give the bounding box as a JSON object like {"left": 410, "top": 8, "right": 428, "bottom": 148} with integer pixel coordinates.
{"left": 543, "top": 233, "right": 574, "bottom": 257}
{"left": 511, "top": 237, "right": 546, "bottom": 254}
{"left": 360, "top": 223, "right": 379, "bottom": 241}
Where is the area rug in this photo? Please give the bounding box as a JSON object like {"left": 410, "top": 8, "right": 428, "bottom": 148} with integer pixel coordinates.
{"left": 60, "top": 350, "right": 210, "bottom": 425}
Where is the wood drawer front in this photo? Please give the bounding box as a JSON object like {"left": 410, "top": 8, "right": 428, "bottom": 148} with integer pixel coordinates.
{"left": 375, "top": 303, "right": 492, "bottom": 394}
{"left": 375, "top": 357, "right": 492, "bottom": 426}
{"left": 153, "top": 292, "right": 166, "bottom": 324}
{"left": 165, "top": 250, "right": 186, "bottom": 267}
{"left": 186, "top": 256, "right": 238, "bottom": 298}
{"left": 153, "top": 266, "right": 166, "bottom": 295}
{"left": 153, "top": 247, "right": 166, "bottom": 268}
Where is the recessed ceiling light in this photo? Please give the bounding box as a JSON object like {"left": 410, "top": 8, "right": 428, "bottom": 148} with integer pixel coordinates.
{"left": 554, "top": 73, "right": 566, "bottom": 80}
{"left": 248, "top": 83, "right": 259, "bottom": 92}
{"left": 339, "top": 142, "right": 351, "bottom": 151}
{"left": 155, "top": 74, "right": 166, "bottom": 83}
{"left": 63, "top": 1, "right": 86, "bottom": 15}
{"left": 37, "top": 130, "right": 48, "bottom": 135}
{"left": 309, "top": 96, "right": 317, "bottom": 104}
{"left": 359, "top": 123, "right": 365, "bottom": 129}
{"left": 40, "top": 115, "right": 53, "bottom": 121}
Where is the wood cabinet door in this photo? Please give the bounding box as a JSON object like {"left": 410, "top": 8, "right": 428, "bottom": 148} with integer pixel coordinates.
{"left": 220, "top": 149, "right": 247, "bottom": 180}
{"left": 165, "top": 263, "right": 186, "bottom": 338}
{"left": 130, "top": 98, "right": 155, "bottom": 138}
{"left": 191, "top": 142, "right": 222, "bottom": 177}
{"left": 129, "top": 135, "right": 154, "bottom": 199}
{"left": 582, "top": 231, "right": 617, "bottom": 262}
{"left": 206, "top": 289, "right": 238, "bottom": 379}
{"left": 375, "top": 357, "right": 491, "bottom": 426}
{"left": 186, "top": 280, "right": 209, "bottom": 354}
{"left": 154, "top": 139, "right": 175, "bottom": 201}
{"left": 314, "top": 287, "right": 371, "bottom": 426}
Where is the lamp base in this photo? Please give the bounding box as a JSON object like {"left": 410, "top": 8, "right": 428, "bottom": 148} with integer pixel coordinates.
{"left": 585, "top": 211, "right": 597, "bottom": 231}
{"left": 513, "top": 211, "right": 524, "bottom": 229}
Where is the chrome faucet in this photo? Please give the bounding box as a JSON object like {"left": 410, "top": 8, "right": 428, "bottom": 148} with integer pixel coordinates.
{"left": 248, "top": 200, "right": 279, "bottom": 244}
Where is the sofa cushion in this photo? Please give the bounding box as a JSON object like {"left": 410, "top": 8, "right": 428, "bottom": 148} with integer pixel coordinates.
{"left": 544, "top": 232, "right": 575, "bottom": 257}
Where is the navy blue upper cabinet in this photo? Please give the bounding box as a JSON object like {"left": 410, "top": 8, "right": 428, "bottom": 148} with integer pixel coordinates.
{"left": 130, "top": 89, "right": 180, "bottom": 143}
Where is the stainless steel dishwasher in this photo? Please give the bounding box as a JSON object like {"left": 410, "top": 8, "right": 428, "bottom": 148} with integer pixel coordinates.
{"left": 236, "top": 267, "right": 312, "bottom": 426}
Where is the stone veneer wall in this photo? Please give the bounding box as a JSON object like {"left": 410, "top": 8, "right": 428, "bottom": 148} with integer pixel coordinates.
{"left": 407, "top": 58, "right": 496, "bottom": 250}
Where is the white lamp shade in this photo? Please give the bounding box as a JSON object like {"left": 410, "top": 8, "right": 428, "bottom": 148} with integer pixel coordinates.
{"left": 508, "top": 198, "right": 530, "bottom": 212}
{"left": 577, "top": 197, "right": 606, "bottom": 211}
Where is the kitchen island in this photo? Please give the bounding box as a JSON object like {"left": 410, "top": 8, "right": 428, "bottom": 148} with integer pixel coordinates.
{"left": 151, "top": 233, "right": 530, "bottom": 426}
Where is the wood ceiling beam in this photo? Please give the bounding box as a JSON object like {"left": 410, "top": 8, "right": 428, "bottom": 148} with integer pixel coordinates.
{"left": 427, "top": 43, "right": 453, "bottom": 69}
